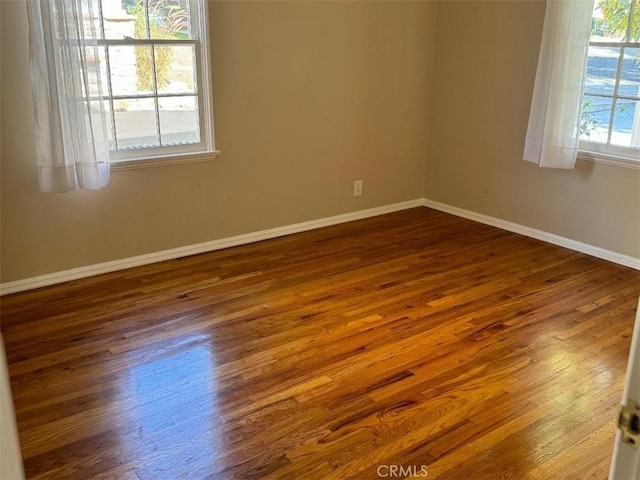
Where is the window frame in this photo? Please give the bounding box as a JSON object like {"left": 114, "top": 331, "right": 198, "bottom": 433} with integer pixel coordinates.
{"left": 579, "top": 0, "right": 640, "bottom": 164}
{"left": 92, "top": 0, "right": 217, "bottom": 167}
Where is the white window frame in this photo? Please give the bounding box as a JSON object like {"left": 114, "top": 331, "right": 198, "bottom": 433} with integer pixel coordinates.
{"left": 579, "top": 0, "right": 640, "bottom": 166}
{"left": 93, "top": 0, "right": 217, "bottom": 168}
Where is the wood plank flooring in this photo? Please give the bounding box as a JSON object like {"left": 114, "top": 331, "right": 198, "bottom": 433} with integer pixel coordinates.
{"left": 2, "top": 207, "right": 639, "bottom": 480}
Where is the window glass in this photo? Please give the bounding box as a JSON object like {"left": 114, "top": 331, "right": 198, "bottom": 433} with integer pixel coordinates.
{"left": 581, "top": 0, "right": 640, "bottom": 160}
{"left": 87, "top": 0, "right": 213, "bottom": 161}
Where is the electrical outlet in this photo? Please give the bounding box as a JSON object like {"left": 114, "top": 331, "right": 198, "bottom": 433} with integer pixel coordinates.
{"left": 353, "top": 180, "right": 363, "bottom": 197}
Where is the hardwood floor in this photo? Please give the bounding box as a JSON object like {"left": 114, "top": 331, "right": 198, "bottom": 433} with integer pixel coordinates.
{"left": 2, "top": 207, "right": 639, "bottom": 480}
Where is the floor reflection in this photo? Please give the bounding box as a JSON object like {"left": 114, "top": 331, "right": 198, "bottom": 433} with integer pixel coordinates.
{"left": 117, "top": 340, "right": 220, "bottom": 479}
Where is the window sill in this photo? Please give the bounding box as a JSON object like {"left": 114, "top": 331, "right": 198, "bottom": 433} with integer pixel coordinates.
{"left": 577, "top": 151, "right": 640, "bottom": 170}
{"left": 110, "top": 151, "right": 221, "bottom": 171}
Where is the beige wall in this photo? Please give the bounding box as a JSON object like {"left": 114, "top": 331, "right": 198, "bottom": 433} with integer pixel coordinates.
{"left": 0, "top": 1, "right": 435, "bottom": 282}
{"left": 1, "top": 1, "right": 639, "bottom": 284}
{"left": 426, "top": 0, "right": 640, "bottom": 259}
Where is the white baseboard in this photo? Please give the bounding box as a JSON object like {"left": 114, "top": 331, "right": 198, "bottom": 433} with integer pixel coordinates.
{"left": 421, "top": 198, "right": 640, "bottom": 271}
{"left": 0, "top": 199, "right": 424, "bottom": 296}
{"left": 3, "top": 197, "right": 637, "bottom": 296}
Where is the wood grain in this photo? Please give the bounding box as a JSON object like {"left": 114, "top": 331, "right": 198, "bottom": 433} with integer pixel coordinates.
{"left": 2, "top": 207, "right": 638, "bottom": 480}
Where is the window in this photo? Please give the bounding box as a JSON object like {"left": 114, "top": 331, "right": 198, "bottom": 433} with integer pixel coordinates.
{"left": 89, "top": 0, "right": 215, "bottom": 163}
{"left": 580, "top": 0, "right": 640, "bottom": 162}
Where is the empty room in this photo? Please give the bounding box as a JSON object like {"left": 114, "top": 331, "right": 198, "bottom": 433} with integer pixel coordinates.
{"left": 1, "top": 0, "right": 640, "bottom": 479}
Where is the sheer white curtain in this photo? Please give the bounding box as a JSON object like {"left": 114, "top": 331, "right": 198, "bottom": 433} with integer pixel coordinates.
{"left": 27, "top": 0, "right": 110, "bottom": 192}
{"left": 523, "top": 0, "right": 594, "bottom": 169}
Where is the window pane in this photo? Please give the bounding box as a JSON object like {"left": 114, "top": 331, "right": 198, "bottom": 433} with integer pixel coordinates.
{"left": 619, "top": 48, "right": 640, "bottom": 98}
{"left": 88, "top": 0, "right": 211, "bottom": 160}
{"left": 83, "top": 46, "right": 110, "bottom": 97}
{"left": 591, "top": 0, "right": 630, "bottom": 42}
{"left": 581, "top": 95, "right": 613, "bottom": 144}
{"left": 101, "top": 0, "right": 143, "bottom": 39}
{"left": 82, "top": 0, "right": 103, "bottom": 39}
{"left": 148, "top": 0, "right": 192, "bottom": 40}
{"left": 611, "top": 99, "right": 640, "bottom": 148}
{"left": 159, "top": 96, "right": 199, "bottom": 145}
{"left": 109, "top": 45, "right": 155, "bottom": 96}
{"left": 114, "top": 98, "right": 159, "bottom": 148}
{"left": 155, "top": 45, "right": 196, "bottom": 94}
{"left": 88, "top": 101, "right": 114, "bottom": 151}
{"left": 585, "top": 46, "right": 621, "bottom": 96}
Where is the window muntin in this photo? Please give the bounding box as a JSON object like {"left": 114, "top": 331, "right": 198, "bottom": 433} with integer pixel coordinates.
{"left": 86, "top": 0, "right": 213, "bottom": 163}
{"left": 581, "top": 0, "right": 640, "bottom": 161}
